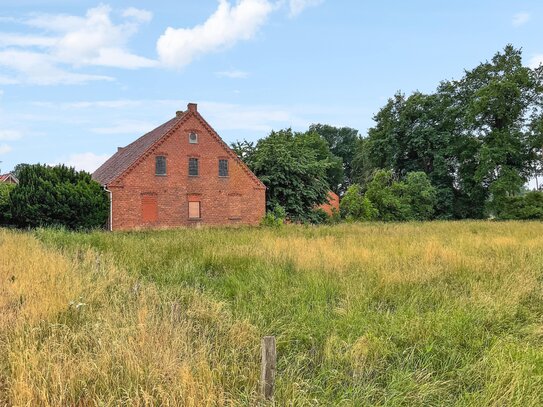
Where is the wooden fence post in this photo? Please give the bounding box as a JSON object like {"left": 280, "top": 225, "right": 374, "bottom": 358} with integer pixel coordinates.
{"left": 260, "top": 336, "right": 276, "bottom": 400}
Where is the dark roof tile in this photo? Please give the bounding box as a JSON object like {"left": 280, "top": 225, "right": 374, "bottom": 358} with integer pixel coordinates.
{"left": 92, "top": 114, "right": 183, "bottom": 185}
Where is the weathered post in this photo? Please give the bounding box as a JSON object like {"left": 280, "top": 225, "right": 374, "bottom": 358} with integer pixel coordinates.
{"left": 260, "top": 336, "right": 276, "bottom": 400}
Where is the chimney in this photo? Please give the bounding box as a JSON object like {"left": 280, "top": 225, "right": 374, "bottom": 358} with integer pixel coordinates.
{"left": 117, "top": 147, "right": 124, "bottom": 152}
{"left": 187, "top": 102, "right": 197, "bottom": 113}
{"left": 176, "top": 110, "right": 184, "bottom": 117}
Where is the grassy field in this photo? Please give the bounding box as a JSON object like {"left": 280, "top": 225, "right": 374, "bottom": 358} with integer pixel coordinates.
{"left": 1, "top": 222, "right": 543, "bottom": 406}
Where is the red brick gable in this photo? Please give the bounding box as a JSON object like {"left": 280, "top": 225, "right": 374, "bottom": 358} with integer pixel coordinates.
{"left": 93, "top": 107, "right": 265, "bottom": 190}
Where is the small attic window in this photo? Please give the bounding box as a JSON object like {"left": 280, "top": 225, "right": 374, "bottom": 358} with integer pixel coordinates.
{"left": 189, "top": 132, "right": 198, "bottom": 144}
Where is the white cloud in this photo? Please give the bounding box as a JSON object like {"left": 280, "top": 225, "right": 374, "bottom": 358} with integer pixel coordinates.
{"left": 58, "top": 152, "right": 110, "bottom": 172}
{"left": 216, "top": 69, "right": 249, "bottom": 78}
{"left": 0, "top": 50, "right": 113, "bottom": 85}
{"left": 529, "top": 54, "right": 543, "bottom": 69}
{"left": 91, "top": 120, "right": 155, "bottom": 135}
{"left": 512, "top": 12, "right": 530, "bottom": 27}
{"left": 122, "top": 7, "right": 153, "bottom": 23}
{"left": 0, "top": 33, "right": 56, "bottom": 47}
{"left": 288, "top": 0, "right": 323, "bottom": 17}
{"left": 0, "top": 144, "right": 13, "bottom": 154}
{"left": 0, "top": 130, "right": 22, "bottom": 141}
{"left": 157, "top": 0, "right": 273, "bottom": 68}
{"left": 0, "top": 5, "right": 155, "bottom": 85}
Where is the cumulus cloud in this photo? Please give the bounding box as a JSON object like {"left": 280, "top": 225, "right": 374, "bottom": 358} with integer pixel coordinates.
{"left": 0, "top": 50, "right": 113, "bottom": 85}
{"left": 0, "top": 5, "right": 155, "bottom": 85}
{"left": 528, "top": 54, "right": 543, "bottom": 69}
{"left": 157, "top": 0, "right": 273, "bottom": 68}
{"left": 288, "top": 0, "right": 323, "bottom": 17}
{"left": 512, "top": 12, "right": 530, "bottom": 27}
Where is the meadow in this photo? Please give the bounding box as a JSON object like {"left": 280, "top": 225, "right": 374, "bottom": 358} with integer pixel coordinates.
{"left": 1, "top": 222, "right": 543, "bottom": 406}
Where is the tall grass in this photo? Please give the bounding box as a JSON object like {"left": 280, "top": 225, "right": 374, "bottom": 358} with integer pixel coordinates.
{"left": 2, "top": 222, "right": 543, "bottom": 405}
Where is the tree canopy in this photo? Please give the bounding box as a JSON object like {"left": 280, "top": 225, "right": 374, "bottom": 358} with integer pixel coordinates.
{"left": 353, "top": 45, "right": 543, "bottom": 219}
{"left": 233, "top": 129, "right": 337, "bottom": 222}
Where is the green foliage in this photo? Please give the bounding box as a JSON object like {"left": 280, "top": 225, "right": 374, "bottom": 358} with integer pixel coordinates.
{"left": 309, "top": 124, "right": 361, "bottom": 194}
{"left": 364, "top": 170, "right": 437, "bottom": 221}
{"left": 493, "top": 191, "right": 543, "bottom": 220}
{"left": 260, "top": 204, "right": 286, "bottom": 227}
{"left": 237, "top": 129, "right": 333, "bottom": 222}
{"left": 9, "top": 164, "right": 109, "bottom": 230}
{"left": 340, "top": 184, "right": 377, "bottom": 221}
{"left": 0, "top": 183, "right": 14, "bottom": 225}
{"left": 402, "top": 171, "right": 438, "bottom": 220}
{"left": 355, "top": 45, "right": 543, "bottom": 219}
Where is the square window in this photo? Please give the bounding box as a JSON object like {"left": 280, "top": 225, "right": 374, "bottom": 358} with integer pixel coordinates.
{"left": 188, "top": 158, "right": 199, "bottom": 176}
{"left": 219, "top": 159, "right": 228, "bottom": 177}
{"left": 155, "top": 156, "right": 166, "bottom": 175}
{"left": 188, "top": 201, "right": 201, "bottom": 219}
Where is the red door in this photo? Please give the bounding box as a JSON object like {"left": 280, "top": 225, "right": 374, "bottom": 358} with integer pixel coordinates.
{"left": 141, "top": 195, "right": 158, "bottom": 223}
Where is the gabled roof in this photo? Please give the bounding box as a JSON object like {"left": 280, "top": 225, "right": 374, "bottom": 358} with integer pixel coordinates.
{"left": 0, "top": 173, "right": 18, "bottom": 184}
{"left": 92, "top": 105, "right": 266, "bottom": 190}
{"left": 92, "top": 114, "right": 184, "bottom": 186}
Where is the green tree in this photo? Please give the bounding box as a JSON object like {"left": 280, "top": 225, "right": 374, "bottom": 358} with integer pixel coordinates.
{"left": 243, "top": 129, "right": 332, "bottom": 221}
{"left": 9, "top": 164, "right": 109, "bottom": 229}
{"left": 340, "top": 184, "right": 377, "bottom": 221}
{"left": 493, "top": 191, "right": 543, "bottom": 220}
{"left": 364, "top": 170, "right": 436, "bottom": 221}
{"left": 309, "top": 124, "right": 361, "bottom": 194}
{"left": 355, "top": 45, "right": 543, "bottom": 219}
{"left": 402, "top": 171, "right": 438, "bottom": 220}
{"left": 0, "top": 183, "right": 14, "bottom": 225}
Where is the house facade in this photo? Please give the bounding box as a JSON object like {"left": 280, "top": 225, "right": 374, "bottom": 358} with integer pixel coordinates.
{"left": 92, "top": 103, "right": 266, "bottom": 230}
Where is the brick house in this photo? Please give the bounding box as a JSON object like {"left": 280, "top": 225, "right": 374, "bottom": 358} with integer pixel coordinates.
{"left": 0, "top": 173, "right": 18, "bottom": 184}
{"left": 317, "top": 191, "right": 340, "bottom": 216}
{"left": 92, "top": 103, "right": 266, "bottom": 230}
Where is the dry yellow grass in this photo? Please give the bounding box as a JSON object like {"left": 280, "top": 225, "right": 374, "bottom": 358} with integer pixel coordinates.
{"left": 2, "top": 221, "right": 543, "bottom": 405}
{"left": 0, "top": 229, "right": 261, "bottom": 406}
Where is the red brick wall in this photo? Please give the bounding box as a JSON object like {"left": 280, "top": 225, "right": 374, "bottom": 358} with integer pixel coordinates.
{"left": 107, "top": 111, "right": 266, "bottom": 230}
{"left": 317, "top": 191, "right": 340, "bottom": 216}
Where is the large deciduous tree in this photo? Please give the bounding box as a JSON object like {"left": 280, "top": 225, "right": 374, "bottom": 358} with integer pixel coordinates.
{"left": 233, "top": 129, "right": 335, "bottom": 221}
{"left": 309, "top": 124, "right": 361, "bottom": 194}
{"left": 354, "top": 45, "right": 543, "bottom": 219}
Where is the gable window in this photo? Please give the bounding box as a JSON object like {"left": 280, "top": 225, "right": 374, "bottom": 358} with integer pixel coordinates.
{"left": 188, "top": 158, "right": 199, "bottom": 176}
{"left": 155, "top": 156, "right": 166, "bottom": 176}
{"left": 189, "top": 132, "right": 198, "bottom": 144}
{"left": 219, "top": 159, "right": 228, "bottom": 177}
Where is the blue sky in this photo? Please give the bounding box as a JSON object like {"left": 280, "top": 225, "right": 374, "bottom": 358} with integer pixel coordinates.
{"left": 0, "top": 0, "right": 542, "bottom": 173}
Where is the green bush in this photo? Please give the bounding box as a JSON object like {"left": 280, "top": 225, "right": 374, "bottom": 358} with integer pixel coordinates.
{"left": 340, "top": 184, "right": 377, "bottom": 221}
{"left": 9, "top": 164, "right": 109, "bottom": 230}
{"left": 365, "top": 170, "right": 437, "bottom": 221}
{"left": 0, "top": 183, "right": 14, "bottom": 225}
{"left": 261, "top": 204, "right": 286, "bottom": 227}
{"left": 493, "top": 191, "right": 543, "bottom": 220}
